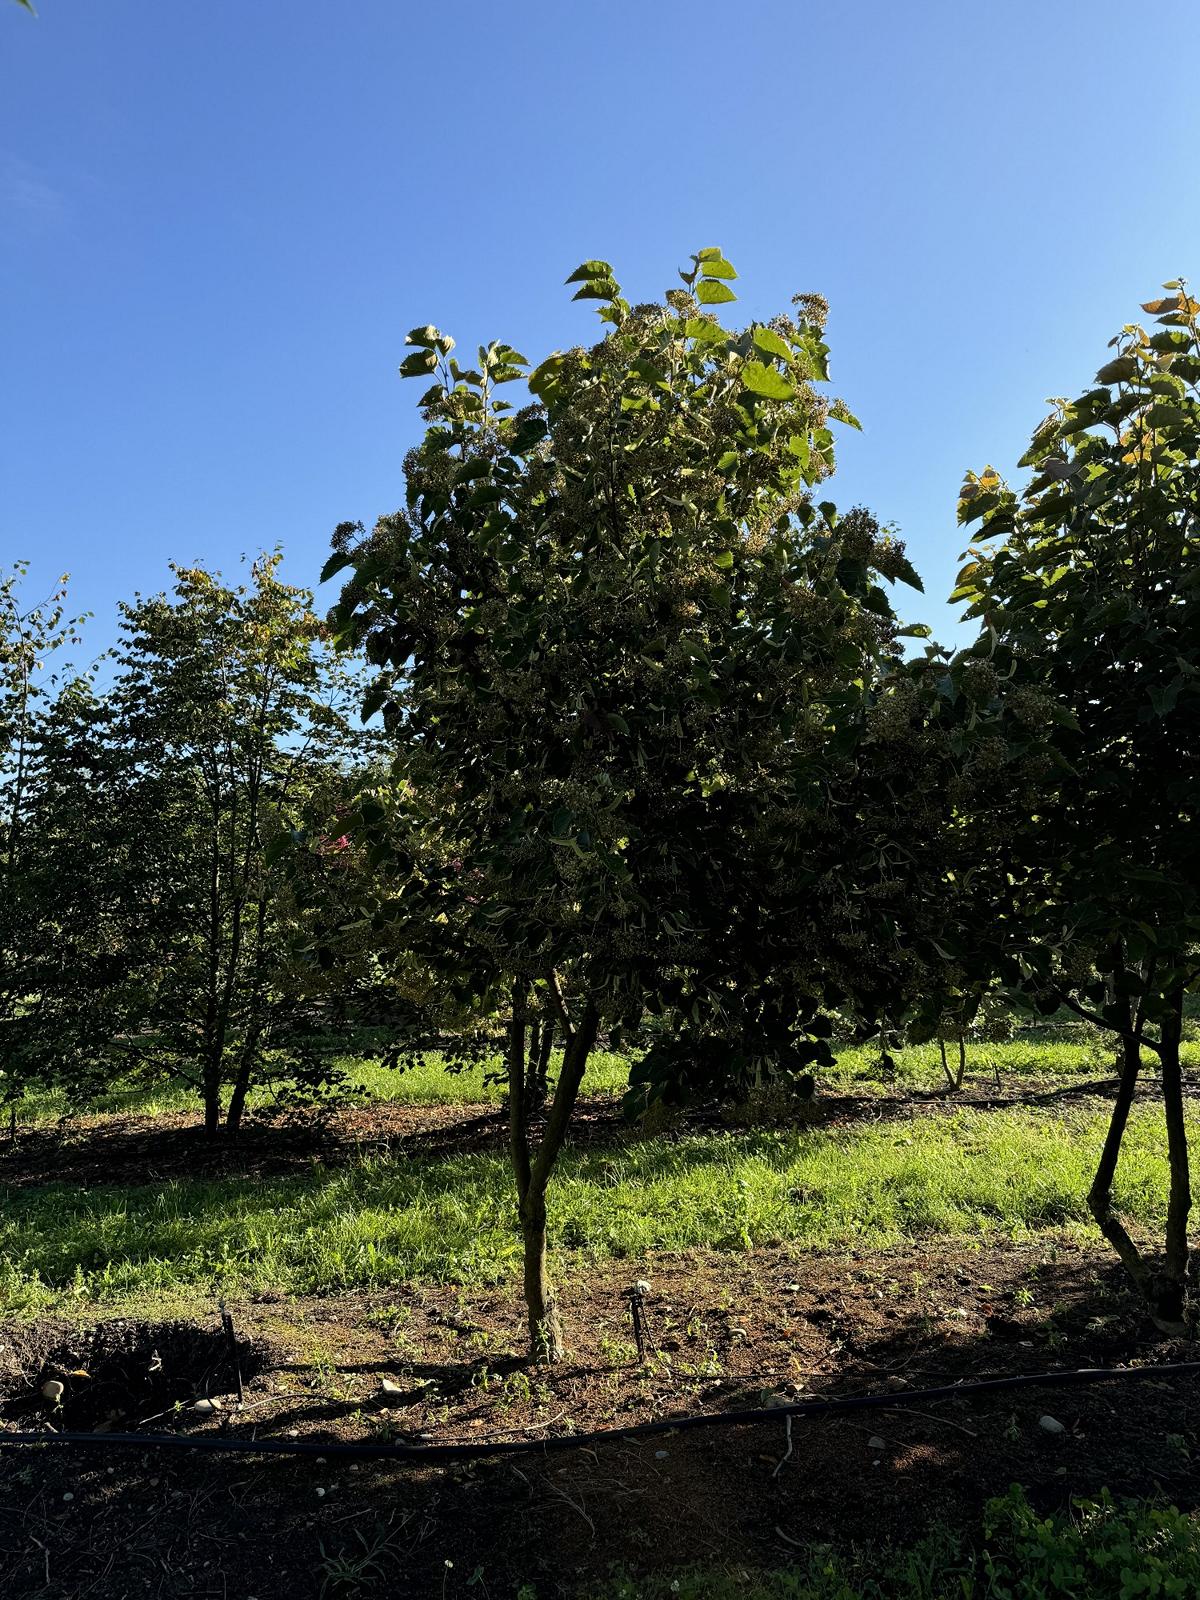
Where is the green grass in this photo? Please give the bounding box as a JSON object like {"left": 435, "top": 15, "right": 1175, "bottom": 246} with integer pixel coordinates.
{"left": 17, "top": 1033, "right": 1187, "bottom": 1129}
{"left": 13, "top": 1048, "right": 637, "bottom": 1123}
{"left": 1, "top": 1101, "right": 1191, "bottom": 1312}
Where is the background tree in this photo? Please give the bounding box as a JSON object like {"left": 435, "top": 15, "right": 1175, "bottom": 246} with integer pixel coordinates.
{"left": 329, "top": 250, "right": 921, "bottom": 1357}
{"left": 103, "top": 555, "right": 371, "bottom": 1137}
{"left": 951, "top": 282, "right": 1200, "bottom": 1329}
{"left": 0, "top": 565, "right": 92, "bottom": 1125}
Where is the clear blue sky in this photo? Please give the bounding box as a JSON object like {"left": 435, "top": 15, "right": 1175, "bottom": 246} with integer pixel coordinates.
{"left": 3, "top": 0, "right": 1198, "bottom": 661}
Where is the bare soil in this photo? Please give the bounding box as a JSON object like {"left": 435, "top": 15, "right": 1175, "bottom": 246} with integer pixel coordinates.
{"left": 2, "top": 1237, "right": 1199, "bottom": 1598}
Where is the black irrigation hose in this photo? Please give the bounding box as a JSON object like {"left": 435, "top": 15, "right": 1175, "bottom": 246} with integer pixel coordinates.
{"left": 3, "top": 1359, "right": 1200, "bottom": 1465}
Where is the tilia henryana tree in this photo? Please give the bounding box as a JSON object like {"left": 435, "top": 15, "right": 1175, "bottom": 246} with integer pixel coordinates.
{"left": 954, "top": 282, "right": 1200, "bottom": 1330}
{"left": 328, "top": 249, "right": 922, "bottom": 1358}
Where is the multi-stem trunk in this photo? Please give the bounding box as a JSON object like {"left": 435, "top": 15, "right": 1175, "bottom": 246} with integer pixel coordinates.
{"left": 938, "top": 1035, "right": 966, "bottom": 1091}
{"left": 524, "top": 1017, "right": 554, "bottom": 1114}
{"left": 507, "top": 981, "right": 597, "bottom": 1362}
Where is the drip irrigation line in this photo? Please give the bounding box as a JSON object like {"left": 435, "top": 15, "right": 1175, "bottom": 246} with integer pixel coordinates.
{"left": 2, "top": 1359, "right": 1200, "bottom": 1465}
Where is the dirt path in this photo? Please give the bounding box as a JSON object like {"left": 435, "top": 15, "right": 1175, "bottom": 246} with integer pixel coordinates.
{"left": 2, "top": 1237, "right": 1199, "bottom": 1597}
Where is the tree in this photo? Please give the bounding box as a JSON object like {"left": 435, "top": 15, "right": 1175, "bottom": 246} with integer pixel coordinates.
{"left": 104, "top": 555, "right": 370, "bottom": 1137}
{"left": 328, "top": 250, "right": 921, "bottom": 1357}
{"left": 0, "top": 565, "right": 92, "bottom": 1123}
{"left": 952, "top": 283, "right": 1200, "bottom": 1329}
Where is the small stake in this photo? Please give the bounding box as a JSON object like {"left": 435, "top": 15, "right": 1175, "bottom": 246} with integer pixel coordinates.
{"left": 626, "top": 1280, "right": 654, "bottom": 1362}
{"left": 218, "top": 1298, "right": 245, "bottom": 1404}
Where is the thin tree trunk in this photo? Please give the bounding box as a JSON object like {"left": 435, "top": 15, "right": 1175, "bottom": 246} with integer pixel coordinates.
{"left": 537, "top": 1018, "right": 554, "bottom": 1094}
{"left": 508, "top": 986, "right": 598, "bottom": 1362}
{"left": 524, "top": 1018, "right": 542, "bottom": 1113}
{"left": 1156, "top": 988, "right": 1191, "bottom": 1331}
{"left": 525, "top": 1017, "right": 554, "bottom": 1114}
{"left": 202, "top": 1064, "right": 222, "bottom": 1138}
{"left": 1088, "top": 1024, "right": 1151, "bottom": 1301}
{"left": 225, "top": 1023, "right": 262, "bottom": 1136}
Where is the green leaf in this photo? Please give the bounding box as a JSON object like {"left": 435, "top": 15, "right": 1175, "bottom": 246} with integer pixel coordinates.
{"left": 752, "top": 326, "right": 793, "bottom": 362}
{"left": 684, "top": 317, "right": 729, "bottom": 346}
{"left": 1149, "top": 677, "right": 1183, "bottom": 717}
{"left": 740, "top": 361, "right": 795, "bottom": 400}
{"left": 891, "top": 556, "right": 924, "bottom": 593}
{"left": 528, "top": 353, "right": 566, "bottom": 399}
{"left": 400, "top": 350, "right": 439, "bottom": 379}
{"left": 829, "top": 399, "right": 862, "bottom": 430}
{"left": 405, "top": 325, "right": 441, "bottom": 349}
{"left": 714, "top": 550, "right": 735, "bottom": 569}
{"left": 510, "top": 417, "right": 548, "bottom": 453}
{"left": 565, "top": 260, "right": 614, "bottom": 284}
{"left": 319, "top": 550, "right": 355, "bottom": 585}
{"left": 1095, "top": 355, "right": 1139, "bottom": 385}
{"left": 695, "top": 280, "right": 737, "bottom": 306}
{"left": 699, "top": 256, "right": 737, "bottom": 280}
{"left": 1148, "top": 403, "right": 1192, "bottom": 428}
{"left": 572, "top": 278, "right": 621, "bottom": 302}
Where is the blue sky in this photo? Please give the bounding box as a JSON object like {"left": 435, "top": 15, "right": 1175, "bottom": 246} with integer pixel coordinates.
{"left": 3, "top": 0, "right": 1198, "bottom": 664}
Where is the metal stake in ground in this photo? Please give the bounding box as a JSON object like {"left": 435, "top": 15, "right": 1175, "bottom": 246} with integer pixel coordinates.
{"left": 218, "top": 1299, "right": 245, "bottom": 1405}
{"left": 626, "top": 1280, "right": 654, "bottom": 1362}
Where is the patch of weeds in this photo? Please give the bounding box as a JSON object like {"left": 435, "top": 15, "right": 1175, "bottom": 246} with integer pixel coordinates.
{"left": 318, "top": 1518, "right": 405, "bottom": 1596}
{"left": 500, "top": 1369, "right": 533, "bottom": 1406}
{"left": 600, "top": 1332, "right": 637, "bottom": 1365}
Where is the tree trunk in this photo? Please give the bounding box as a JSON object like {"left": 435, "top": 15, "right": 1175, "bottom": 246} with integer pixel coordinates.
{"left": 507, "top": 984, "right": 598, "bottom": 1362}
{"left": 520, "top": 1190, "right": 563, "bottom": 1360}
{"left": 224, "top": 1025, "right": 262, "bottom": 1136}
{"left": 524, "top": 1018, "right": 543, "bottom": 1114}
{"left": 1155, "top": 988, "right": 1191, "bottom": 1332}
{"left": 1088, "top": 1025, "right": 1151, "bottom": 1301}
{"left": 525, "top": 1017, "right": 554, "bottom": 1114}
{"left": 938, "top": 1036, "right": 963, "bottom": 1091}
{"left": 202, "top": 1065, "right": 222, "bottom": 1139}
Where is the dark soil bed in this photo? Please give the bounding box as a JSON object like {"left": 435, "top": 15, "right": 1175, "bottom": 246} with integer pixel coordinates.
{"left": 2, "top": 1237, "right": 1199, "bottom": 1597}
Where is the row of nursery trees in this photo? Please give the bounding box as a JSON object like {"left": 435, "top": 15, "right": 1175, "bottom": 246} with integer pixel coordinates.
{"left": 0, "top": 557, "right": 395, "bottom": 1136}
{"left": 3, "top": 251, "right": 1199, "bottom": 1355}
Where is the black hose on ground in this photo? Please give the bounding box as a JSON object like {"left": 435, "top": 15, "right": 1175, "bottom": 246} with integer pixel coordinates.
{"left": 2, "top": 1359, "right": 1200, "bottom": 1464}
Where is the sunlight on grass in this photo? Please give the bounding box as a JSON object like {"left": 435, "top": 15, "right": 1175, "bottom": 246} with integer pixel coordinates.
{"left": 1, "top": 1102, "right": 1192, "bottom": 1312}
{"left": 17, "top": 1034, "right": 1190, "bottom": 1128}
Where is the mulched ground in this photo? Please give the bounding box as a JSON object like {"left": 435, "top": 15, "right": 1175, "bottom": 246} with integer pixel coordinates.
{"left": 2, "top": 1237, "right": 1199, "bottom": 1598}
{"left": 0, "top": 1074, "right": 1143, "bottom": 1190}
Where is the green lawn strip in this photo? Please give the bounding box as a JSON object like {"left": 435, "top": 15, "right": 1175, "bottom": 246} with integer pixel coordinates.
{"left": 11, "top": 1049, "right": 637, "bottom": 1124}
{"left": 0, "top": 1103, "right": 1188, "bottom": 1312}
